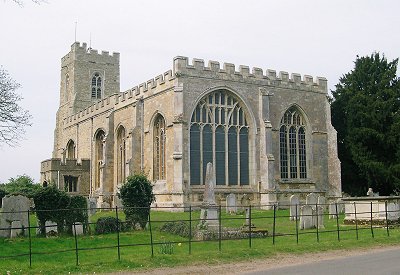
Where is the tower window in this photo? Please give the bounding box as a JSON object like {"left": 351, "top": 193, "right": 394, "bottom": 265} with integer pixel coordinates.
{"left": 91, "top": 73, "right": 102, "bottom": 99}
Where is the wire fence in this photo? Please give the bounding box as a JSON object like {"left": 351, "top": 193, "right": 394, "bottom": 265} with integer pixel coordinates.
{"left": 1, "top": 200, "right": 399, "bottom": 267}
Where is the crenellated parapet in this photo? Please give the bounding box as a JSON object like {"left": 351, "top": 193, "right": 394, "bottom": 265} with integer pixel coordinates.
{"left": 62, "top": 68, "right": 174, "bottom": 128}
{"left": 61, "top": 41, "right": 120, "bottom": 64}
{"left": 41, "top": 158, "right": 91, "bottom": 171}
{"left": 173, "top": 56, "right": 327, "bottom": 93}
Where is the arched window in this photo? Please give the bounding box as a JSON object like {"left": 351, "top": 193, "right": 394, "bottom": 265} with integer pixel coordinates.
{"left": 190, "top": 89, "right": 249, "bottom": 186}
{"left": 116, "top": 126, "right": 126, "bottom": 184}
{"left": 153, "top": 115, "right": 166, "bottom": 180}
{"left": 279, "top": 106, "right": 307, "bottom": 179}
{"left": 95, "top": 130, "right": 105, "bottom": 189}
{"left": 91, "top": 72, "right": 102, "bottom": 99}
{"left": 66, "top": 140, "right": 75, "bottom": 159}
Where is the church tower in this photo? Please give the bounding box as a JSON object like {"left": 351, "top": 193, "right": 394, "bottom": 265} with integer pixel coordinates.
{"left": 53, "top": 42, "right": 120, "bottom": 157}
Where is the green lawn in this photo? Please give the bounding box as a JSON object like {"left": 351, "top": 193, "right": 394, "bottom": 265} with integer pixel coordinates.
{"left": 1, "top": 209, "right": 399, "bottom": 274}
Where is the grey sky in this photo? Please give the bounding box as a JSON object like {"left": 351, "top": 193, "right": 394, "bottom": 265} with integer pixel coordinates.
{"left": 0, "top": 0, "right": 399, "bottom": 183}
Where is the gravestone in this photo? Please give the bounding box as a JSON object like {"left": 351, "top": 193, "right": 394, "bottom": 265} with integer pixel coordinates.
{"left": 318, "top": 196, "right": 326, "bottom": 211}
{"left": 10, "top": 220, "right": 23, "bottom": 238}
{"left": 314, "top": 206, "right": 325, "bottom": 229}
{"left": 199, "top": 163, "right": 219, "bottom": 229}
{"left": 45, "top": 221, "right": 58, "bottom": 236}
{"left": 87, "top": 198, "right": 97, "bottom": 216}
{"left": 289, "top": 195, "right": 300, "bottom": 221}
{"left": 299, "top": 205, "right": 314, "bottom": 229}
{"left": 0, "top": 195, "right": 30, "bottom": 238}
{"left": 73, "top": 222, "right": 84, "bottom": 236}
{"left": 226, "top": 193, "right": 237, "bottom": 214}
{"left": 337, "top": 198, "right": 345, "bottom": 213}
{"left": 328, "top": 202, "right": 339, "bottom": 219}
{"left": 306, "top": 193, "right": 318, "bottom": 207}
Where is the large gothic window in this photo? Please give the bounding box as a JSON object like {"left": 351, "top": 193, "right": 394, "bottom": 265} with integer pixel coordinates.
{"left": 91, "top": 72, "right": 102, "bottom": 99}
{"left": 66, "top": 139, "right": 75, "bottom": 159}
{"left": 116, "top": 126, "right": 126, "bottom": 184}
{"left": 153, "top": 114, "right": 166, "bottom": 181}
{"left": 95, "top": 130, "right": 105, "bottom": 189}
{"left": 279, "top": 106, "right": 307, "bottom": 179}
{"left": 190, "top": 90, "right": 249, "bottom": 186}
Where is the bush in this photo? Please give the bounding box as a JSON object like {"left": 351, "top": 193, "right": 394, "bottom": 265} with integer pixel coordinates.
{"left": 2, "top": 175, "right": 42, "bottom": 198}
{"left": 0, "top": 188, "right": 7, "bottom": 207}
{"left": 118, "top": 174, "right": 155, "bottom": 229}
{"left": 95, "top": 217, "right": 123, "bottom": 234}
{"left": 160, "top": 221, "right": 192, "bottom": 238}
{"left": 64, "top": 195, "right": 89, "bottom": 234}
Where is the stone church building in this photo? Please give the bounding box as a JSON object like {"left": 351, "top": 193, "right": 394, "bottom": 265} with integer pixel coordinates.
{"left": 40, "top": 42, "right": 341, "bottom": 209}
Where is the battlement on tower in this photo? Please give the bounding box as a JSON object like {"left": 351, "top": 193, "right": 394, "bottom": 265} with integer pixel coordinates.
{"left": 173, "top": 56, "right": 327, "bottom": 93}
{"left": 61, "top": 41, "right": 120, "bottom": 64}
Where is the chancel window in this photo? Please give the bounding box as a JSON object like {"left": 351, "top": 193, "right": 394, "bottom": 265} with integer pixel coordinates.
{"left": 64, "top": 175, "right": 78, "bottom": 192}
{"left": 279, "top": 106, "right": 307, "bottom": 179}
{"left": 190, "top": 90, "right": 249, "bottom": 186}
{"left": 153, "top": 115, "right": 166, "bottom": 180}
{"left": 116, "top": 126, "right": 126, "bottom": 184}
{"left": 91, "top": 72, "right": 102, "bottom": 99}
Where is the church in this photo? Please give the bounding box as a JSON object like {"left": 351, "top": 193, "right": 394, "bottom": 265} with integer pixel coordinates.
{"left": 40, "top": 42, "right": 341, "bottom": 209}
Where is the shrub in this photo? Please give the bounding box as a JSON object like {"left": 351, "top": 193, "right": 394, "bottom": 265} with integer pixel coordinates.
{"left": 160, "top": 221, "right": 192, "bottom": 238}
{"left": 0, "top": 188, "right": 7, "bottom": 207}
{"left": 3, "top": 175, "right": 42, "bottom": 198}
{"left": 64, "top": 195, "right": 89, "bottom": 234}
{"left": 118, "top": 174, "right": 155, "bottom": 229}
{"left": 95, "top": 217, "right": 123, "bottom": 234}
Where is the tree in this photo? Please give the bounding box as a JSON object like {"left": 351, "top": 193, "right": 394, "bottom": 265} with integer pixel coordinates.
{"left": 118, "top": 174, "right": 155, "bottom": 229}
{"left": 331, "top": 53, "right": 400, "bottom": 195}
{"left": 0, "top": 67, "right": 31, "bottom": 146}
{"left": 3, "top": 174, "right": 42, "bottom": 198}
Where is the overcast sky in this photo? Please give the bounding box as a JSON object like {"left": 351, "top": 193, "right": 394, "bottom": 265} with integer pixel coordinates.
{"left": 0, "top": 0, "right": 399, "bottom": 183}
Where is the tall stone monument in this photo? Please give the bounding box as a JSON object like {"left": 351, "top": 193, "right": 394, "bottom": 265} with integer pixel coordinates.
{"left": 199, "top": 163, "right": 219, "bottom": 229}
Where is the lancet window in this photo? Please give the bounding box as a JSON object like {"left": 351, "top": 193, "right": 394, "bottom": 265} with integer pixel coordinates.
{"left": 279, "top": 106, "right": 307, "bottom": 179}
{"left": 66, "top": 140, "right": 75, "bottom": 159}
{"left": 116, "top": 126, "right": 126, "bottom": 184}
{"left": 190, "top": 90, "right": 249, "bottom": 186}
{"left": 153, "top": 115, "right": 166, "bottom": 181}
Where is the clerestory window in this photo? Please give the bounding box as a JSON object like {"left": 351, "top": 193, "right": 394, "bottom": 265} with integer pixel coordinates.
{"left": 279, "top": 106, "right": 307, "bottom": 179}
{"left": 91, "top": 72, "right": 102, "bottom": 99}
{"left": 190, "top": 89, "right": 249, "bottom": 186}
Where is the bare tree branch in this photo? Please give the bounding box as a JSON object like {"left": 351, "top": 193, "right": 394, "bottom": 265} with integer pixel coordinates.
{"left": 0, "top": 67, "right": 32, "bottom": 147}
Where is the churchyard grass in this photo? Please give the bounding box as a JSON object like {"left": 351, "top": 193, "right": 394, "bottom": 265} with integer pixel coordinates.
{"left": 1, "top": 209, "right": 400, "bottom": 274}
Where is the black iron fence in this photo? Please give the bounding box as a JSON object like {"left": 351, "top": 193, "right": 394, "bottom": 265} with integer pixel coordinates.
{"left": 1, "top": 201, "right": 399, "bottom": 267}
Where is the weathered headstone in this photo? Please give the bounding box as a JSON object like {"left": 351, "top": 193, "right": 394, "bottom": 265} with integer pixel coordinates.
{"left": 199, "top": 163, "right": 218, "bottom": 229}
{"left": 226, "top": 193, "right": 237, "bottom": 214}
{"left": 306, "top": 193, "right": 318, "bottom": 207}
{"left": 328, "top": 202, "right": 338, "bottom": 219}
{"left": 10, "top": 220, "right": 23, "bottom": 238}
{"left": 337, "top": 198, "right": 345, "bottom": 213}
{"left": 0, "top": 195, "right": 30, "bottom": 238}
{"left": 317, "top": 196, "right": 326, "bottom": 211}
{"left": 73, "top": 222, "right": 84, "bottom": 236}
{"left": 289, "top": 195, "right": 300, "bottom": 221}
{"left": 45, "top": 221, "right": 58, "bottom": 236}
{"left": 314, "top": 206, "right": 325, "bottom": 229}
{"left": 299, "top": 205, "right": 314, "bottom": 230}
{"left": 87, "top": 198, "right": 97, "bottom": 216}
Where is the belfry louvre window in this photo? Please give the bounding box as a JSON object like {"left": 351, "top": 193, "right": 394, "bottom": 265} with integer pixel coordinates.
{"left": 279, "top": 107, "right": 307, "bottom": 179}
{"left": 91, "top": 72, "right": 102, "bottom": 99}
{"left": 154, "top": 115, "right": 166, "bottom": 181}
{"left": 190, "top": 90, "right": 249, "bottom": 186}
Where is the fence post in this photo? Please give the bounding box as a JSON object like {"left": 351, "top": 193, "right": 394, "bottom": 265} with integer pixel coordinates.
{"left": 218, "top": 204, "right": 222, "bottom": 252}
{"left": 73, "top": 222, "right": 79, "bottom": 266}
{"left": 354, "top": 202, "right": 358, "bottom": 240}
{"left": 315, "top": 203, "right": 319, "bottom": 243}
{"left": 148, "top": 207, "right": 154, "bottom": 257}
{"left": 248, "top": 205, "right": 252, "bottom": 248}
{"left": 295, "top": 203, "right": 299, "bottom": 244}
{"left": 335, "top": 202, "right": 340, "bottom": 242}
{"left": 189, "top": 205, "right": 192, "bottom": 255}
{"left": 27, "top": 210, "right": 32, "bottom": 267}
{"left": 115, "top": 206, "right": 121, "bottom": 261}
{"left": 272, "top": 204, "right": 276, "bottom": 245}
{"left": 370, "top": 202, "right": 374, "bottom": 238}
{"left": 385, "top": 201, "right": 389, "bottom": 237}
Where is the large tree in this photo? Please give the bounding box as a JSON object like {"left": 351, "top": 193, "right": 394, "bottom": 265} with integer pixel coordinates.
{"left": 0, "top": 67, "right": 31, "bottom": 146}
{"left": 331, "top": 53, "right": 400, "bottom": 196}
